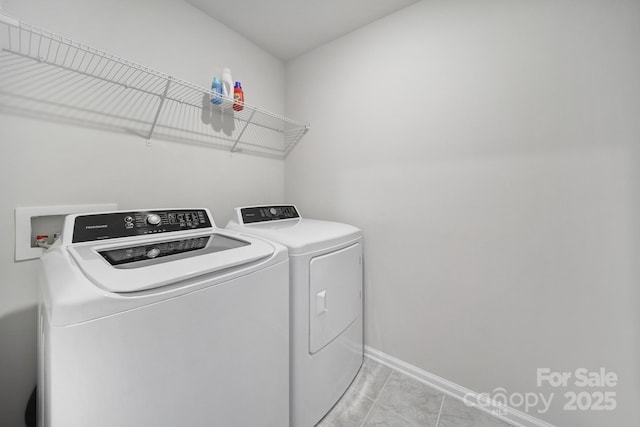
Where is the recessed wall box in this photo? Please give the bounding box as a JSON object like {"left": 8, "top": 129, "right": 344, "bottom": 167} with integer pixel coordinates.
{"left": 15, "top": 203, "right": 117, "bottom": 261}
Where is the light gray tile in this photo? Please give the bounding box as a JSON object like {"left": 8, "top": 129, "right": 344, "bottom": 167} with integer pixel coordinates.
{"left": 363, "top": 403, "right": 419, "bottom": 427}
{"left": 316, "top": 387, "right": 376, "bottom": 427}
{"left": 350, "top": 357, "right": 393, "bottom": 400}
{"left": 375, "top": 372, "right": 443, "bottom": 426}
{"left": 438, "top": 396, "right": 513, "bottom": 427}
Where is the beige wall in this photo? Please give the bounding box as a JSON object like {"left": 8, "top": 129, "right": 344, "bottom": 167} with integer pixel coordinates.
{"left": 0, "top": 1, "right": 286, "bottom": 425}
{"left": 285, "top": 1, "right": 640, "bottom": 425}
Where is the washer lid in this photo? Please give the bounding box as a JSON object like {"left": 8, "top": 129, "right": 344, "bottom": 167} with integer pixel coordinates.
{"left": 68, "top": 231, "right": 275, "bottom": 293}
{"left": 230, "top": 218, "right": 361, "bottom": 255}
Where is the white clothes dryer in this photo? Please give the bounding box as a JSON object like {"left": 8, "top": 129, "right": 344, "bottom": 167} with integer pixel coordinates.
{"left": 227, "top": 205, "right": 363, "bottom": 427}
{"left": 38, "top": 208, "right": 289, "bottom": 427}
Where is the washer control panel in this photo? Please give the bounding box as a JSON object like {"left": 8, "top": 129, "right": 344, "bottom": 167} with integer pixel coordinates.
{"left": 72, "top": 209, "right": 212, "bottom": 243}
{"left": 240, "top": 205, "right": 300, "bottom": 224}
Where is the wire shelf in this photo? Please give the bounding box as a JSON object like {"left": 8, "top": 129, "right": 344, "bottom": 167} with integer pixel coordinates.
{"left": 0, "top": 13, "right": 309, "bottom": 158}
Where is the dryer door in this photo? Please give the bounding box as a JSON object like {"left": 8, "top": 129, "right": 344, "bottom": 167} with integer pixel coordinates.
{"left": 309, "top": 242, "right": 362, "bottom": 354}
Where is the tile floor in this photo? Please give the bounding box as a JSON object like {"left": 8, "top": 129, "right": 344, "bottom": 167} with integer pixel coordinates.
{"left": 316, "top": 357, "right": 514, "bottom": 427}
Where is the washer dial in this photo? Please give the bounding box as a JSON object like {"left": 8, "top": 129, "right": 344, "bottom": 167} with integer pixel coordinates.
{"left": 146, "top": 214, "right": 161, "bottom": 226}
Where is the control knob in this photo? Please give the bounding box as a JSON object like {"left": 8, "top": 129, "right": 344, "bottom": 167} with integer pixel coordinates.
{"left": 269, "top": 207, "right": 278, "bottom": 216}
{"left": 146, "top": 214, "right": 161, "bottom": 226}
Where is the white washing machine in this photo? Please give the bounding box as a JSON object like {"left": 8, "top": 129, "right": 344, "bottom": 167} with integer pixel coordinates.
{"left": 38, "top": 208, "right": 289, "bottom": 427}
{"left": 227, "top": 205, "right": 363, "bottom": 427}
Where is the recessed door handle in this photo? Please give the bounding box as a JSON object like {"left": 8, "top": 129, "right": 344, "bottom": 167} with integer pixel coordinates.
{"left": 316, "top": 290, "right": 327, "bottom": 315}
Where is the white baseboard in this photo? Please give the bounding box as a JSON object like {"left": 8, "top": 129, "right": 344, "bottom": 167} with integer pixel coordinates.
{"left": 364, "top": 345, "right": 557, "bottom": 427}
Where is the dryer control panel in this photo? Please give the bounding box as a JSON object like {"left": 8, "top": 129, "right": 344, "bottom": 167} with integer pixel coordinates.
{"left": 240, "top": 205, "right": 299, "bottom": 224}
{"left": 72, "top": 209, "right": 212, "bottom": 243}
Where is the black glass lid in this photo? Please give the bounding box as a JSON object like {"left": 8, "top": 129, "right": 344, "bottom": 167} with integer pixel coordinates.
{"left": 99, "top": 234, "right": 249, "bottom": 268}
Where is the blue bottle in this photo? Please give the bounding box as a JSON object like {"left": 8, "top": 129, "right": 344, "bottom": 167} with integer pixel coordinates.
{"left": 210, "top": 76, "right": 222, "bottom": 105}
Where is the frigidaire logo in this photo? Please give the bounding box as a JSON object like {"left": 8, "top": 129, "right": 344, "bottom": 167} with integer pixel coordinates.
{"left": 85, "top": 225, "right": 108, "bottom": 229}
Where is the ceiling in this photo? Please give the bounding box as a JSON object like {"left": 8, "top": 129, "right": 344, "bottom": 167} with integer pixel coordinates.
{"left": 185, "top": 0, "right": 420, "bottom": 60}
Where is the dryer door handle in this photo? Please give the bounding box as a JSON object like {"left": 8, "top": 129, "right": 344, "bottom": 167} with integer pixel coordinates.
{"left": 316, "top": 290, "right": 327, "bottom": 315}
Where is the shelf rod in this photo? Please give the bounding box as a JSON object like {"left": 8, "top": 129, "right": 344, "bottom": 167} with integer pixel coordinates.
{"left": 147, "top": 77, "right": 172, "bottom": 144}
{"left": 0, "top": 13, "right": 20, "bottom": 27}
{"left": 230, "top": 108, "right": 256, "bottom": 153}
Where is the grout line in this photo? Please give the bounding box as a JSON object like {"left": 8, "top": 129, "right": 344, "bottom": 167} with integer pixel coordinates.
{"left": 358, "top": 365, "right": 394, "bottom": 427}
{"left": 435, "top": 394, "right": 446, "bottom": 427}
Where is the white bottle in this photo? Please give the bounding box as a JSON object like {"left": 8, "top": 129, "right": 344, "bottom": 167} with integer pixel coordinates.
{"left": 221, "top": 68, "right": 234, "bottom": 107}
